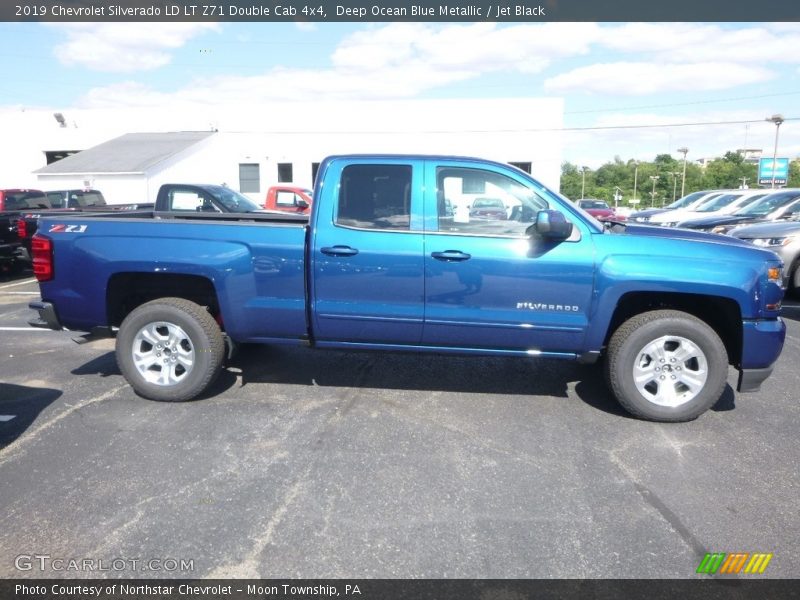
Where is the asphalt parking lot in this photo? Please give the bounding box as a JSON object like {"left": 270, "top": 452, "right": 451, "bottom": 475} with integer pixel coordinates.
{"left": 1, "top": 269, "right": 799, "bottom": 579}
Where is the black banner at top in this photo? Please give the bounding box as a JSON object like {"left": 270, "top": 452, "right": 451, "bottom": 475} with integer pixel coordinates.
{"left": 5, "top": 0, "right": 800, "bottom": 22}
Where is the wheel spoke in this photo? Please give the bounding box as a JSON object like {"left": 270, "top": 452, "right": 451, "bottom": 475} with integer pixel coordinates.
{"left": 131, "top": 321, "right": 195, "bottom": 387}
{"left": 632, "top": 334, "right": 709, "bottom": 408}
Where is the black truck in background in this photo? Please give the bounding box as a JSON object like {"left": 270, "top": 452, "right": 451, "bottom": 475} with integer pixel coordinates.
{"left": 1, "top": 189, "right": 52, "bottom": 274}
{"left": 16, "top": 189, "right": 155, "bottom": 254}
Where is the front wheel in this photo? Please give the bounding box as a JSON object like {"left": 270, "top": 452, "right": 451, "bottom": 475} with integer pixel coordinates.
{"left": 116, "top": 297, "right": 225, "bottom": 401}
{"left": 605, "top": 310, "right": 728, "bottom": 422}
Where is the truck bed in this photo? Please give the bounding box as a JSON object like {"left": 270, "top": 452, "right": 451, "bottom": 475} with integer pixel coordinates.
{"left": 37, "top": 211, "right": 311, "bottom": 342}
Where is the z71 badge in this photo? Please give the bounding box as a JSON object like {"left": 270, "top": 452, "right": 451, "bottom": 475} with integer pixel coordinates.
{"left": 49, "top": 224, "right": 88, "bottom": 233}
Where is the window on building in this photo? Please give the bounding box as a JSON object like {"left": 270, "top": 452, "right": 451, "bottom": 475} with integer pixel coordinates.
{"left": 44, "top": 150, "right": 79, "bottom": 165}
{"left": 277, "top": 163, "right": 293, "bottom": 183}
{"left": 239, "top": 163, "right": 260, "bottom": 193}
{"left": 311, "top": 162, "right": 320, "bottom": 187}
{"left": 508, "top": 162, "right": 532, "bottom": 174}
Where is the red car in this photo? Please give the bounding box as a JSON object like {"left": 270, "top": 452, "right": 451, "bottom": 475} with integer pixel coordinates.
{"left": 469, "top": 197, "right": 507, "bottom": 220}
{"left": 578, "top": 199, "right": 625, "bottom": 222}
{"left": 264, "top": 186, "right": 313, "bottom": 214}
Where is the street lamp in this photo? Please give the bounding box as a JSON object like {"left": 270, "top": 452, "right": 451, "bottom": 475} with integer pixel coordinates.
{"left": 580, "top": 166, "right": 589, "bottom": 199}
{"left": 632, "top": 161, "right": 639, "bottom": 206}
{"left": 669, "top": 171, "right": 679, "bottom": 204}
{"left": 766, "top": 114, "right": 784, "bottom": 189}
{"left": 677, "top": 147, "right": 689, "bottom": 197}
{"left": 649, "top": 175, "right": 660, "bottom": 207}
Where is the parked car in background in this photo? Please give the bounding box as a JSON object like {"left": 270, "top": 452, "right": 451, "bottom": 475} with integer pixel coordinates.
{"left": 730, "top": 219, "right": 800, "bottom": 298}
{"left": 45, "top": 189, "right": 106, "bottom": 209}
{"left": 16, "top": 189, "right": 154, "bottom": 254}
{"left": 469, "top": 197, "right": 507, "bottom": 220}
{"left": 653, "top": 190, "right": 768, "bottom": 227}
{"left": 677, "top": 189, "right": 800, "bottom": 233}
{"left": 577, "top": 199, "right": 624, "bottom": 222}
{"left": 628, "top": 190, "right": 724, "bottom": 223}
{"left": 264, "top": 185, "right": 313, "bottom": 214}
{"left": 1, "top": 189, "right": 51, "bottom": 273}
{"left": 156, "top": 183, "right": 267, "bottom": 213}
{"left": 0, "top": 189, "right": 50, "bottom": 212}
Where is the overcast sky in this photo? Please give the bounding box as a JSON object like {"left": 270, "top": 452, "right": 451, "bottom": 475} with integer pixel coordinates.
{"left": 1, "top": 21, "right": 798, "bottom": 168}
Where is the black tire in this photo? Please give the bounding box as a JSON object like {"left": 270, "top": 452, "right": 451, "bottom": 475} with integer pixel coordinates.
{"left": 116, "top": 297, "right": 224, "bottom": 401}
{"left": 789, "top": 261, "right": 800, "bottom": 300}
{"left": 605, "top": 310, "right": 728, "bottom": 422}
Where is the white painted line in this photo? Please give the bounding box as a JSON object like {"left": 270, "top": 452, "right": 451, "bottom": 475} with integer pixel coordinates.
{"left": 1, "top": 292, "right": 39, "bottom": 295}
{"left": 0, "top": 327, "right": 53, "bottom": 332}
{"left": 0, "top": 278, "right": 36, "bottom": 290}
{"left": 0, "top": 415, "right": 16, "bottom": 422}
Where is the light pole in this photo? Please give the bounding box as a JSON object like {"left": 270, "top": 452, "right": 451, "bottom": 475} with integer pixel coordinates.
{"left": 649, "top": 175, "right": 660, "bottom": 207}
{"left": 632, "top": 161, "right": 639, "bottom": 206}
{"left": 677, "top": 147, "right": 689, "bottom": 197}
{"left": 613, "top": 186, "right": 623, "bottom": 209}
{"left": 670, "top": 171, "right": 679, "bottom": 204}
{"left": 766, "top": 114, "right": 784, "bottom": 189}
{"left": 580, "top": 166, "right": 589, "bottom": 199}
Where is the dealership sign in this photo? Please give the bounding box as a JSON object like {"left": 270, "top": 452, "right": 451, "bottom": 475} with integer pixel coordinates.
{"left": 758, "top": 157, "right": 789, "bottom": 185}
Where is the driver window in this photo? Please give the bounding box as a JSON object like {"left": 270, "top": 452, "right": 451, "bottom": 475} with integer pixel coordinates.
{"left": 436, "top": 167, "right": 548, "bottom": 237}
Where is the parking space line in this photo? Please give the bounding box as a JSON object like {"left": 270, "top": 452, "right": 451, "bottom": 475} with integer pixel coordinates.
{"left": 1, "top": 292, "right": 39, "bottom": 296}
{"left": 0, "top": 278, "right": 36, "bottom": 290}
{"left": 0, "top": 415, "right": 16, "bottom": 422}
{"left": 0, "top": 327, "right": 51, "bottom": 332}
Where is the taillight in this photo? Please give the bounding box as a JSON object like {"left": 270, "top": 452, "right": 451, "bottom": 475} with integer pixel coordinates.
{"left": 16, "top": 218, "right": 27, "bottom": 240}
{"left": 31, "top": 235, "right": 53, "bottom": 282}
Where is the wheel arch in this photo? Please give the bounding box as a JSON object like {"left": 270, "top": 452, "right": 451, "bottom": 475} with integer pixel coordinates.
{"left": 107, "top": 272, "right": 221, "bottom": 329}
{"left": 605, "top": 292, "right": 742, "bottom": 366}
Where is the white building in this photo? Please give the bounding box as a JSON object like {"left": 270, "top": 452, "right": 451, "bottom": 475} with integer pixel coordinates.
{"left": 1, "top": 98, "right": 564, "bottom": 204}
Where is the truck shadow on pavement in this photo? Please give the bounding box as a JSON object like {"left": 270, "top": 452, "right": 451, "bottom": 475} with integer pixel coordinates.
{"left": 68, "top": 344, "right": 738, "bottom": 418}
{"left": 230, "top": 344, "right": 737, "bottom": 419}
{"left": 0, "top": 383, "right": 62, "bottom": 449}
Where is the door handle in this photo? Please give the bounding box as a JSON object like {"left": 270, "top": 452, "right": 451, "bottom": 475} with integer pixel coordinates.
{"left": 431, "top": 250, "right": 471, "bottom": 262}
{"left": 321, "top": 245, "right": 359, "bottom": 257}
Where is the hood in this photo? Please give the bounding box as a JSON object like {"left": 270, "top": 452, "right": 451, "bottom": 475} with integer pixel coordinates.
{"left": 629, "top": 208, "right": 668, "bottom": 220}
{"left": 680, "top": 214, "right": 759, "bottom": 229}
{"left": 621, "top": 223, "right": 756, "bottom": 249}
{"left": 731, "top": 220, "right": 800, "bottom": 239}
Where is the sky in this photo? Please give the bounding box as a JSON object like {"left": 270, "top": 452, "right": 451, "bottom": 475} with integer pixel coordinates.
{"left": 1, "top": 21, "right": 799, "bottom": 169}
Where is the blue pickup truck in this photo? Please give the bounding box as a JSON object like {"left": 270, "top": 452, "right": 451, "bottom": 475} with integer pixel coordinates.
{"left": 28, "top": 155, "right": 786, "bottom": 421}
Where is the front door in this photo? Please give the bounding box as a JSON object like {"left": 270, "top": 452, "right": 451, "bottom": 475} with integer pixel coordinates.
{"left": 422, "top": 162, "right": 595, "bottom": 353}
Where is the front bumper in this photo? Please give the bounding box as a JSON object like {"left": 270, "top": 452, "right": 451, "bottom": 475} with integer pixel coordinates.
{"left": 736, "top": 318, "right": 786, "bottom": 393}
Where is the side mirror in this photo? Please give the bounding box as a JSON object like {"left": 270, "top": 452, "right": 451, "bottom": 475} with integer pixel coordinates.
{"left": 532, "top": 210, "right": 573, "bottom": 240}
{"left": 296, "top": 199, "right": 310, "bottom": 209}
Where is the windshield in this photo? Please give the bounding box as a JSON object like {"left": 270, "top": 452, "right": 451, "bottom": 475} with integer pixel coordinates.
{"left": 579, "top": 200, "right": 609, "bottom": 210}
{"left": 734, "top": 192, "right": 800, "bottom": 216}
{"left": 667, "top": 190, "right": 710, "bottom": 209}
{"left": 213, "top": 187, "right": 262, "bottom": 212}
{"left": 695, "top": 193, "right": 741, "bottom": 213}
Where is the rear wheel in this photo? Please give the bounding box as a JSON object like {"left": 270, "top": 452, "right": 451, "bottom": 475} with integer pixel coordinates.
{"left": 605, "top": 310, "right": 728, "bottom": 422}
{"left": 116, "top": 297, "right": 224, "bottom": 401}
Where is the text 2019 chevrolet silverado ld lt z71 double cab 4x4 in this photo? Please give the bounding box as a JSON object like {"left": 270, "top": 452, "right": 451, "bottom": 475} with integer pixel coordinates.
{"left": 28, "top": 155, "right": 786, "bottom": 422}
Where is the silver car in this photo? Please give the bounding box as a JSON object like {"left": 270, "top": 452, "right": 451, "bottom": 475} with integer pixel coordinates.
{"left": 730, "top": 219, "right": 800, "bottom": 296}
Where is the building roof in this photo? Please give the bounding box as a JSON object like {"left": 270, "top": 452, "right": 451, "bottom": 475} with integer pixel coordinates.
{"left": 34, "top": 131, "right": 215, "bottom": 175}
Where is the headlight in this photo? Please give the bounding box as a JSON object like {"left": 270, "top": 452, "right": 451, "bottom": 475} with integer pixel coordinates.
{"left": 750, "top": 236, "right": 797, "bottom": 247}
{"left": 767, "top": 265, "right": 783, "bottom": 284}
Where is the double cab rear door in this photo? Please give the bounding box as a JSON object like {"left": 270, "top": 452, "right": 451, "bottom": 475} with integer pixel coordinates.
{"left": 310, "top": 157, "right": 595, "bottom": 354}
